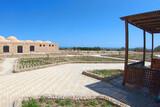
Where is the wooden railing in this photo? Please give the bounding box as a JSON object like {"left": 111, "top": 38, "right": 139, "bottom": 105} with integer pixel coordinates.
{"left": 151, "top": 58, "right": 160, "bottom": 69}
{"left": 126, "top": 61, "right": 160, "bottom": 96}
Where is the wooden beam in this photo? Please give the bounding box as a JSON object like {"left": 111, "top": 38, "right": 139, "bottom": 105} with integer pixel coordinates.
{"left": 123, "top": 20, "right": 129, "bottom": 86}
{"left": 138, "top": 22, "right": 160, "bottom": 26}
{"left": 143, "top": 30, "right": 146, "bottom": 65}
{"left": 121, "top": 10, "right": 160, "bottom": 21}
{"left": 133, "top": 17, "right": 160, "bottom": 24}
{"left": 131, "top": 16, "right": 159, "bottom": 22}
{"left": 127, "top": 20, "right": 160, "bottom": 33}
{"left": 128, "top": 21, "right": 153, "bottom": 34}
{"left": 151, "top": 33, "right": 154, "bottom": 61}
{"left": 139, "top": 27, "right": 160, "bottom": 33}
{"left": 128, "top": 21, "right": 154, "bottom": 34}
{"left": 140, "top": 24, "right": 160, "bottom": 28}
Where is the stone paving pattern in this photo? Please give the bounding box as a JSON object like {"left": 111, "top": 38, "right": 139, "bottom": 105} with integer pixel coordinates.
{"left": 0, "top": 63, "right": 123, "bottom": 107}
{"left": 0, "top": 58, "right": 159, "bottom": 107}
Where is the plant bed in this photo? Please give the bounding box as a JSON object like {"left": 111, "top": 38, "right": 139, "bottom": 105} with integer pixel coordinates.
{"left": 82, "top": 69, "right": 123, "bottom": 81}
{"left": 21, "top": 96, "right": 120, "bottom": 107}
{"left": 14, "top": 56, "right": 124, "bottom": 73}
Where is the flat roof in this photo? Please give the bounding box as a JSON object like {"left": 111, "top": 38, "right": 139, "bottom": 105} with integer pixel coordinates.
{"left": 121, "top": 10, "right": 160, "bottom": 33}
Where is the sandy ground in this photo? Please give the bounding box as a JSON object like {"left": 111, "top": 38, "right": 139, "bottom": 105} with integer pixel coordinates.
{"left": 91, "top": 55, "right": 151, "bottom": 66}
{"left": 0, "top": 57, "right": 155, "bottom": 107}
{"left": 0, "top": 58, "right": 17, "bottom": 75}
{"left": 0, "top": 63, "right": 124, "bottom": 107}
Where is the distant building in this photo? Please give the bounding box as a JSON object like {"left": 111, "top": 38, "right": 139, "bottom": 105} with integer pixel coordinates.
{"left": 0, "top": 36, "right": 59, "bottom": 54}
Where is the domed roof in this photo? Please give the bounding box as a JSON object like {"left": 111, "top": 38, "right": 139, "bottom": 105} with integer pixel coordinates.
{"left": 35, "top": 40, "right": 43, "bottom": 43}
{"left": 45, "top": 41, "right": 52, "bottom": 43}
{"left": 7, "top": 36, "right": 17, "bottom": 40}
{"left": 7, "top": 36, "right": 20, "bottom": 42}
{"left": 25, "top": 40, "right": 33, "bottom": 43}
{"left": 0, "top": 36, "right": 6, "bottom": 41}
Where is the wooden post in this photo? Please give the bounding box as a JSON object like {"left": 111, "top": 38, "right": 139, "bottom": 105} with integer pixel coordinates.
{"left": 151, "top": 33, "right": 154, "bottom": 61}
{"left": 123, "top": 20, "right": 129, "bottom": 86}
{"left": 143, "top": 30, "right": 146, "bottom": 66}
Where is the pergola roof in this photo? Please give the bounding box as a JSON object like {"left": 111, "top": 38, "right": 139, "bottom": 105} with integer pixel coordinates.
{"left": 121, "top": 10, "right": 160, "bottom": 34}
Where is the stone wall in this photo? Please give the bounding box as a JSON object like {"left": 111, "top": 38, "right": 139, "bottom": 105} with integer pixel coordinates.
{"left": 0, "top": 42, "right": 59, "bottom": 55}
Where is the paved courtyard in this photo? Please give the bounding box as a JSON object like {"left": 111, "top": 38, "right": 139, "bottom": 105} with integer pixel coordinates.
{"left": 0, "top": 62, "right": 124, "bottom": 107}
{"left": 0, "top": 58, "right": 158, "bottom": 107}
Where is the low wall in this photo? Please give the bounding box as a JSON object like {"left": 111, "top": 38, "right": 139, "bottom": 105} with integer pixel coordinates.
{"left": 0, "top": 52, "right": 60, "bottom": 58}
{"left": 82, "top": 70, "right": 122, "bottom": 81}
{"left": 13, "top": 61, "right": 69, "bottom": 73}
{"left": 13, "top": 95, "right": 130, "bottom": 107}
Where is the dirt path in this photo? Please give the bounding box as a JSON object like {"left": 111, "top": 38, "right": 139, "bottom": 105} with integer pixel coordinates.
{"left": 91, "top": 55, "right": 151, "bottom": 66}
{"left": 0, "top": 58, "right": 17, "bottom": 75}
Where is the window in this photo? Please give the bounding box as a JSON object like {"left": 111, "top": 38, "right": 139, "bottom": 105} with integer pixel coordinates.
{"left": 17, "top": 46, "right": 23, "bottom": 53}
{"left": 3, "top": 46, "right": 9, "bottom": 53}
{"left": 30, "top": 46, "right": 35, "bottom": 52}
{"left": 43, "top": 44, "right": 45, "bottom": 47}
{"left": 52, "top": 45, "right": 54, "bottom": 47}
{"left": 40, "top": 44, "right": 42, "bottom": 47}
{"left": 49, "top": 44, "right": 51, "bottom": 47}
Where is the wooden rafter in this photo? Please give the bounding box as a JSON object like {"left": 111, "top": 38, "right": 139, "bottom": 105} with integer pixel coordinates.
{"left": 121, "top": 10, "right": 160, "bottom": 33}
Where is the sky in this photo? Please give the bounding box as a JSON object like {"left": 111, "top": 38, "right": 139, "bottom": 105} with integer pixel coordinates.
{"left": 0, "top": 0, "right": 160, "bottom": 48}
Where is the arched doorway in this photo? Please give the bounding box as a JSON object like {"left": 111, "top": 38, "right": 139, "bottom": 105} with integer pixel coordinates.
{"left": 30, "top": 46, "right": 35, "bottom": 52}
{"left": 17, "top": 46, "right": 23, "bottom": 53}
{"left": 3, "top": 46, "right": 9, "bottom": 53}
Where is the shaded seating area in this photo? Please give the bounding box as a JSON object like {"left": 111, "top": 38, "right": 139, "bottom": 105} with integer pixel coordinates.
{"left": 121, "top": 10, "right": 160, "bottom": 98}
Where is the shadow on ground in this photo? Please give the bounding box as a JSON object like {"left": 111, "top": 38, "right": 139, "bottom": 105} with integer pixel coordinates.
{"left": 86, "top": 76, "right": 160, "bottom": 107}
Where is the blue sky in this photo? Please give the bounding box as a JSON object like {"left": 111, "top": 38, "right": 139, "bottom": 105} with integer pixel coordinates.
{"left": 0, "top": 0, "right": 160, "bottom": 48}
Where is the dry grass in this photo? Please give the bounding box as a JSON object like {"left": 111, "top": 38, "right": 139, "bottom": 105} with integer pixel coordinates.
{"left": 22, "top": 97, "right": 119, "bottom": 107}
{"left": 17, "top": 56, "right": 124, "bottom": 70}
{"left": 91, "top": 69, "right": 122, "bottom": 78}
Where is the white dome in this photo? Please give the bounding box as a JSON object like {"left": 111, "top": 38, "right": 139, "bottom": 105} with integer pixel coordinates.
{"left": 7, "top": 36, "right": 20, "bottom": 42}
{"left": 0, "top": 36, "right": 6, "bottom": 41}
{"left": 35, "top": 40, "right": 43, "bottom": 43}
{"left": 45, "top": 41, "right": 52, "bottom": 43}
{"left": 25, "top": 40, "right": 33, "bottom": 43}
{"left": 7, "top": 36, "right": 17, "bottom": 40}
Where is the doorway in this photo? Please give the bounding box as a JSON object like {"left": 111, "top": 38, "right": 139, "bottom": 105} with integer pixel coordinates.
{"left": 30, "top": 46, "right": 35, "bottom": 52}
{"left": 3, "top": 46, "right": 9, "bottom": 53}
{"left": 17, "top": 46, "right": 23, "bottom": 53}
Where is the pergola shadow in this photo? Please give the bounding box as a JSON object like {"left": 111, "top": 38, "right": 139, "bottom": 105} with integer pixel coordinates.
{"left": 86, "top": 76, "right": 159, "bottom": 107}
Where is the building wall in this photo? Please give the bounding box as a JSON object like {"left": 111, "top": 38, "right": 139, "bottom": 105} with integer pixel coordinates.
{"left": 0, "top": 42, "right": 59, "bottom": 54}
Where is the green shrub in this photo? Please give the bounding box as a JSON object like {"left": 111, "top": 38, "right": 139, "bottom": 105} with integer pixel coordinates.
{"left": 55, "top": 99, "right": 72, "bottom": 106}
{"left": 22, "top": 98, "right": 39, "bottom": 107}
{"left": 45, "top": 105, "right": 50, "bottom": 107}
{"left": 39, "top": 96, "right": 45, "bottom": 103}
{"left": 86, "top": 99, "right": 98, "bottom": 106}
{"left": 102, "top": 101, "right": 113, "bottom": 107}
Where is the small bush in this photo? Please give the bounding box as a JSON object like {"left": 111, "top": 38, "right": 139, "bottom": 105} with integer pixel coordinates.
{"left": 86, "top": 99, "right": 98, "bottom": 107}
{"left": 22, "top": 98, "right": 39, "bottom": 107}
{"left": 55, "top": 99, "right": 72, "bottom": 106}
{"left": 39, "top": 96, "right": 45, "bottom": 103}
{"left": 102, "top": 101, "right": 113, "bottom": 107}
{"left": 22, "top": 97, "right": 118, "bottom": 107}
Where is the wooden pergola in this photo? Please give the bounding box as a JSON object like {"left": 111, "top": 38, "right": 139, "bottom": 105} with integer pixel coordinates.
{"left": 121, "top": 10, "right": 160, "bottom": 96}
